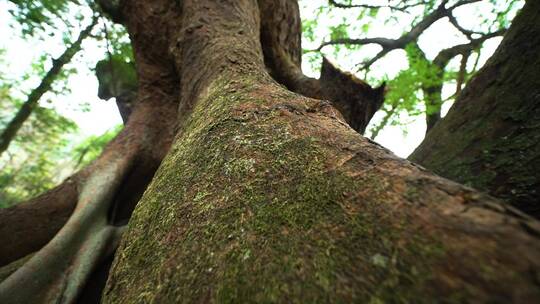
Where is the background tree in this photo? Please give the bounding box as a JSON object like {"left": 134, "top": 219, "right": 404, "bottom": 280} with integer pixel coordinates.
{"left": 0, "top": 48, "right": 79, "bottom": 207}
{"left": 0, "top": 17, "right": 96, "bottom": 156}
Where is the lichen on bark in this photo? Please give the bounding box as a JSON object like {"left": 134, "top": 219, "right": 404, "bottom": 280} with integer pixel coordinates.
{"left": 105, "top": 74, "right": 440, "bottom": 303}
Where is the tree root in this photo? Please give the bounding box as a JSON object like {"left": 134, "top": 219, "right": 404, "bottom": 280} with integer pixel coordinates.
{"left": 0, "top": 157, "right": 131, "bottom": 304}
{"left": 0, "top": 97, "right": 177, "bottom": 267}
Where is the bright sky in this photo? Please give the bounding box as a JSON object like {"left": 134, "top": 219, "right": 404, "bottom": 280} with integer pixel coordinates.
{"left": 0, "top": 0, "right": 519, "bottom": 158}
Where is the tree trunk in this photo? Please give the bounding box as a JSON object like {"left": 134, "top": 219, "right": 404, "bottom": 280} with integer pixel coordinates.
{"left": 0, "top": 17, "right": 96, "bottom": 156}
{"left": 410, "top": 0, "right": 540, "bottom": 218}
{"left": 98, "top": 1, "right": 540, "bottom": 303}
{"left": 1, "top": 0, "right": 539, "bottom": 303}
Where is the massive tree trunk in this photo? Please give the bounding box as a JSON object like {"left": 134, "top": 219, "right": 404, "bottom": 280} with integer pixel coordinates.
{"left": 1, "top": 0, "right": 540, "bottom": 303}
{"left": 100, "top": 0, "right": 540, "bottom": 303}
{"left": 410, "top": 0, "right": 540, "bottom": 218}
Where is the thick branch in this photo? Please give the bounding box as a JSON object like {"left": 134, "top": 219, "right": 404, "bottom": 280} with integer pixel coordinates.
{"left": 95, "top": 0, "right": 540, "bottom": 302}
{"left": 0, "top": 153, "right": 130, "bottom": 303}
{"left": 0, "top": 0, "right": 180, "bottom": 282}
{"left": 0, "top": 95, "right": 177, "bottom": 266}
{"left": 315, "top": 0, "right": 482, "bottom": 70}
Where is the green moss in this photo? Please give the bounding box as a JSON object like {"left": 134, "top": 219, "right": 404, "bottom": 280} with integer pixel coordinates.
{"left": 104, "top": 74, "right": 448, "bottom": 304}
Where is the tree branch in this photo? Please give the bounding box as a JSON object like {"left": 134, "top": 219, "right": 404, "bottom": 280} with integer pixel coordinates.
{"left": 410, "top": 0, "right": 540, "bottom": 217}
{"left": 433, "top": 28, "right": 506, "bottom": 67}
{"left": 327, "top": 0, "right": 426, "bottom": 12}
{"left": 447, "top": 12, "right": 480, "bottom": 39}
{"left": 0, "top": 97, "right": 177, "bottom": 266}
{"left": 0, "top": 16, "right": 97, "bottom": 157}
{"left": 315, "top": 0, "right": 483, "bottom": 70}
{"left": 315, "top": 37, "right": 398, "bottom": 51}
{"left": 258, "top": 0, "right": 385, "bottom": 134}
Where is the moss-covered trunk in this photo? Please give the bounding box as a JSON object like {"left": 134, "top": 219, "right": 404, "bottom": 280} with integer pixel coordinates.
{"left": 410, "top": 0, "right": 540, "bottom": 218}
{"left": 2, "top": 0, "right": 539, "bottom": 302}
{"left": 102, "top": 0, "right": 540, "bottom": 303}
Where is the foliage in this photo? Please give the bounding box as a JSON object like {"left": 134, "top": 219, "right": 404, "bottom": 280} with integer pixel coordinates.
{"left": 72, "top": 124, "right": 123, "bottom": 169}
{"left": 299, "top": 0, "right": 524, "bottom": 138}
{"left": 0, "top": 49, "right": 123, "bottom": 207}
{"left": 0, "top": 0, "right": 525, "bottom": 207}
{"left": 7, "top": 0, "right": 88, "bottom": 38}
{"left": 371, "top": 44, "right": 443, "bottom": 133}
{"left": 0, "top": 102, "right": 78, "bottom": 208}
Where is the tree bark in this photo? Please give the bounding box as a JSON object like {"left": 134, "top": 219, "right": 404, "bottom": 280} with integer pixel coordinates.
{"left": 0, "top": 63, "right": 178, "bottom": 304}
{"left": 99, "top": 1, "right": 540, "bottom": 303}
{"left": 410, "top": 0, "right": 540, "bottom": 218}
{"left": 0, "top": 17, "right": 97, "bottom": 156}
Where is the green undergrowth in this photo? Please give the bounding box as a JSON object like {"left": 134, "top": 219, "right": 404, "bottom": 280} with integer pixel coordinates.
{"left": 104, "top": 74, "right": 448, "bottom": 304}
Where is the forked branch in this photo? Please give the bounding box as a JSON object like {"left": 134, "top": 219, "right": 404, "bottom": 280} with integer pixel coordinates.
{"left": 313, "top": 0, "right": 482, "bottom": 70}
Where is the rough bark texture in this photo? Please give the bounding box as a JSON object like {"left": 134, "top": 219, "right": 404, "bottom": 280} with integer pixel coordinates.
{"left": 0, "top": 0, "right": 181, "bottom": 273}
{"left": 410, "top": 0, "right": 540, "bottom": 218}
{"left": 101, "top": 0, "right": 540, "bottom": 303}
{"left": 2, "top": 0, "right": 540, "bottom": 302}
{"left": 0, "top": 0, "right": 182, "bottom": 300}
{"left": 0, "top": 2, "right": 181, "bottom": 303}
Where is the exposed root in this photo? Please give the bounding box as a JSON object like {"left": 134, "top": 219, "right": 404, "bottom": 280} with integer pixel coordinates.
{"left": 0, "top": 156, "right": 132, "bottom": 304}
